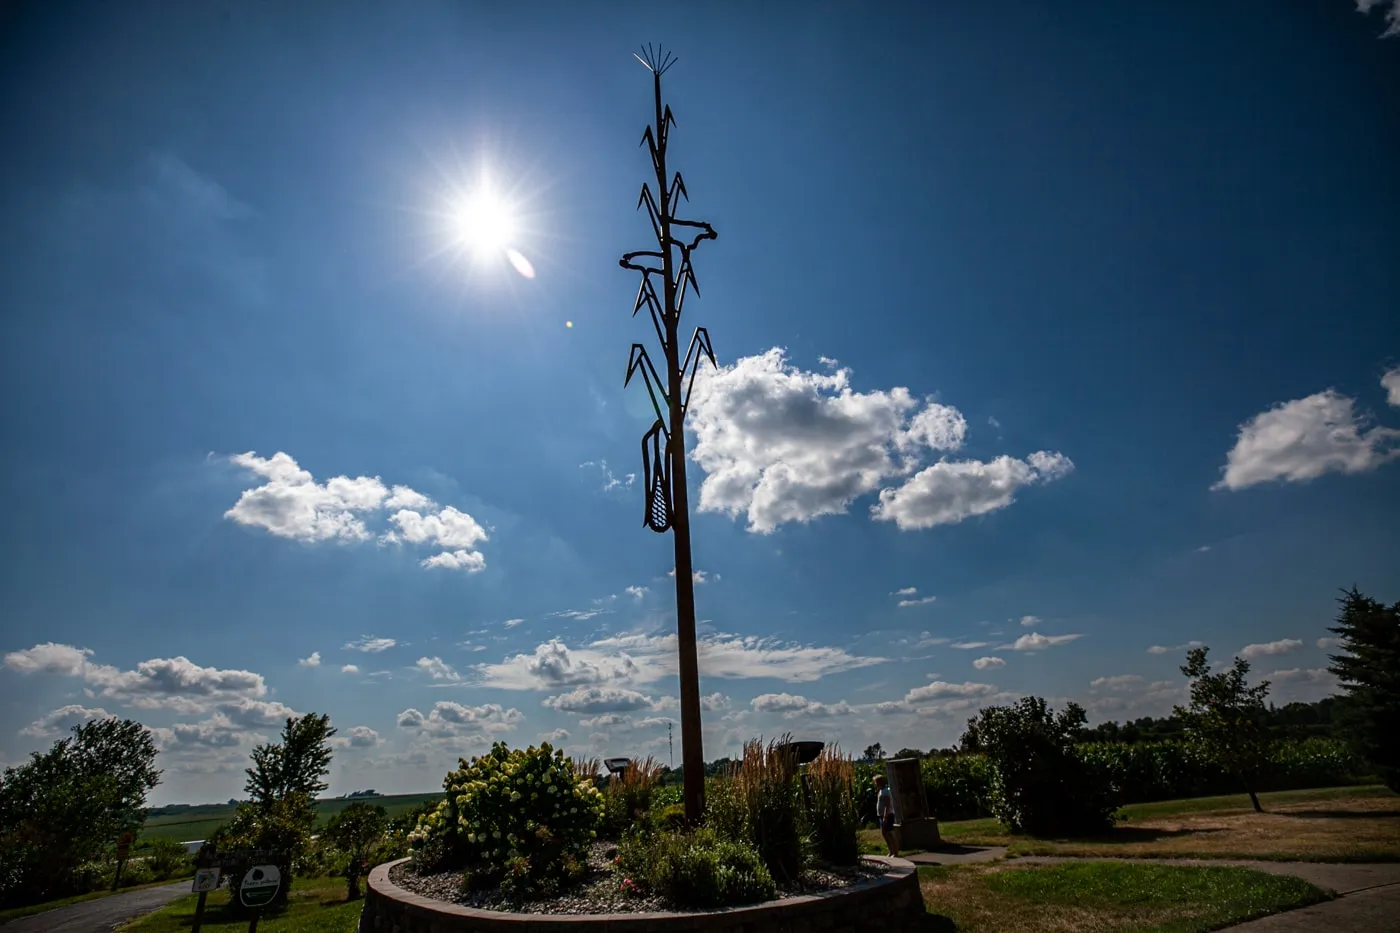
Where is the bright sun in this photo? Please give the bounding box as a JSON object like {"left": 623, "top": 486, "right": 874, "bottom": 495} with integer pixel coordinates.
{"left": 453, "top": 187, "right": 517, "bottom": 256}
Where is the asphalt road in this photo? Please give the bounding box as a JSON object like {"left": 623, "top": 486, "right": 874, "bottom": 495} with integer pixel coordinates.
{"left": 3, "top": 881, "right": 189, "bottom": 933}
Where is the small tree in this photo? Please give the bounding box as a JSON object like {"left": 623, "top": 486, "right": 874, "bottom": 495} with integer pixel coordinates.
{"left": 244, "top": 713, "right": 336, "bottom": 804}
{"left": 1327, "top": 587, "right": 1400, "bottom": 791}
{"left": 1175, "top": 646, "right": 1273, "bottom": 813}
{"left": 0, "top": 718, "right": 161, "bottom": 906}
{"left": 893, "top": 747, "right": 924, "bottom": 761}
{"left": 222, "top": 712, "right": 335, "bottom": 909}
{"left": 862, "top": 742, "right": 885, "bottom": 762}
{"left": 324, "top": 803, "right": 387, "bottom": 899}
{"left": 962, "top": 697, "right": 1118, "bottom": 836}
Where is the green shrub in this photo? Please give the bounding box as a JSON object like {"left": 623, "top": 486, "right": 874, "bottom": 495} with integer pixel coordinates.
{"left": 806, "top": 746, "right": 859, "bottom": 865}
{"left": 145, "top": 838, "right": 192, "bottom": 880}
{"left": 651, "top": 802, "right": 688, "bottom": 832}
{"left": 968, "top": 697, "right": 1120, "bottom": 837}
{"left": 409, "top": 741, "right": 603, "bottom": 899}
{"left": 920, "top": 753, "right": 993, "bottom": 821}
{"left": 618, "top": 828, "right": 775, "bottom": 908}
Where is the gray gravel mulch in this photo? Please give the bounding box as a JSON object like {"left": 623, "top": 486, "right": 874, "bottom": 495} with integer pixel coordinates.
{"left": 389, "top": 842, "right": 890, "bottom": 916}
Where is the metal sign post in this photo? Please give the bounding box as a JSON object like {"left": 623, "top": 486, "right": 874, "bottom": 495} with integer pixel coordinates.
{"left": 111, "top": 831, "right": 135, "bottom": 891}
{"left": 189, "top": 867, "right": 220, "bottom": 933}
{"left": 239, "top": 864, "right": 281, "bottom": 933}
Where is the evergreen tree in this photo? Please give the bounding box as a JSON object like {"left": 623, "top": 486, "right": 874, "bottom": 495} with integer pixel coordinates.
{"left": 1327, "top": 587, "right": 1400, "bottom": 792}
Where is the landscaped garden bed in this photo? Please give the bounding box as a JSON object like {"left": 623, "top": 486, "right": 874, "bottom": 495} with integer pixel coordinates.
{"left": 359, "top": 737, "right": 933, "bottom": 931}
{"left": 390, "top": 841, "right": 890, "bottom": 914}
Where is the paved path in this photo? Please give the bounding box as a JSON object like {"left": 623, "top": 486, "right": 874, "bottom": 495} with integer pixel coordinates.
{"left": 903, "top": 848, "right": 1400, "bottom": 931}
{"left": 2, "top": 881, "right": 188, "bottom": 933}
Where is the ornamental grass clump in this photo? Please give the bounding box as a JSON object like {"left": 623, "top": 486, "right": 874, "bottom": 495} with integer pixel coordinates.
{"left": 601, "top": 755, "right": 665, "bottom": 838}
{"left": 734, "top": 736, "right": 807, "bottom": 882}
{"left": 806, "top": 744, "right": 860, "bottom": 865}
{"left": 408, "top": 741, "right": 603, "bottom": 899}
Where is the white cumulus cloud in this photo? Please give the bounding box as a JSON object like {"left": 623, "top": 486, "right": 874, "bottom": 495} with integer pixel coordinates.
{"left": 1213, "top": 390, "right": 1400, "bottom": 491}
{"left": 20, "top": 704, "right": 114, "bottom": 738}
{"left": 1356, "top": 0, "right": 1400, "bottom": 38}
{"left": 542, "top": 686, "right": 656, "bottom": 714}
{"left": 972, "top": 656, "right": 1005, "bottom": 670}
{"left": 1383, "top": 366, "right": 1400, "bottom": 407}
{"left": 872, "top": 451, "right": 1074, "bottom": 531}
{"left": 1240, "top": 639, "right": 1303, "bottom": 660}
{"left": 415, "top": 656, "right": 461, "bottom": 682}
{"left": 225, "top": 451, "right": 488, "bottom": 570}
{"left": 297, "top": 652, "right": 321, "bottom": 668}
{"left": 396, "top": 701, "right": 521, "bottom": 737}
{"left": 749, "top": 693, "right": 854, "bottom": 718}
{"left": 348, "top": 725, "right": 380, "bottom": 748}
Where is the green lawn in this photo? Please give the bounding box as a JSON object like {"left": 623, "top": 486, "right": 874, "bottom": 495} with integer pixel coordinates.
{"left": 919, "top": 861, "right": 1330, "bottom": 932}
{"left": 859, "top": 785, "right": 1399, "bottom": 862}
{"left": 119, "top": 875, "right": 360, "bottom": 932}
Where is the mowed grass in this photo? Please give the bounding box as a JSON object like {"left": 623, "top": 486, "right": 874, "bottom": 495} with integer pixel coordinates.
{"left": 862, "top": 786, "right": 1400, "bottom": 863}
{"left": 918, "top": 861, "right": 1330, "bottom": 933}
{"left": 119, "top": 875, "right": 359, "bottom": 933}
{"left": 138, "top": 792, "right": 442, "bottom": 843}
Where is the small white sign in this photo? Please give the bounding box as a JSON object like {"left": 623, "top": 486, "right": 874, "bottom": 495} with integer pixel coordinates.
{"left": 240, "top": 864, "right": 281, "bottom": 908}
{"left": 191, "top": 867, "right": 220, "bottom": 893}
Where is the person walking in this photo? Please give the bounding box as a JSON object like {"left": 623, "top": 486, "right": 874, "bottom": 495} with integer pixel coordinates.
{"left": 874, "top": 774, "right": 900, "bottom": 857}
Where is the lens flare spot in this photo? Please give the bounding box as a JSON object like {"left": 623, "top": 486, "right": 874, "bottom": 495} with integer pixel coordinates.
{"left": 506, "top": 248, "right": 535, "bottom": 279}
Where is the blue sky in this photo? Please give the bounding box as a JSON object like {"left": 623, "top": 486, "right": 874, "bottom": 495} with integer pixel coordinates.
{"left": 2, "top": 1, "right": 1398, "bottom": 805}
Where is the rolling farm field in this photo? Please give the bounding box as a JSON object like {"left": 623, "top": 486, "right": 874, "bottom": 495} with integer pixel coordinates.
{"left": 138, "top": 792, "right": 442, "bottom": 844}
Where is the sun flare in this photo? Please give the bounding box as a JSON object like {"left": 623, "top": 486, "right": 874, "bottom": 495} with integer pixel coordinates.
{"left": 452, "top": 188, "right": 517, "bottom": 256}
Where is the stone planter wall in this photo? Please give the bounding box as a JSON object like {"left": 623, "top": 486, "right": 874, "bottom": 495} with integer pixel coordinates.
{"left": 361, "top": 857, "right": 931, "bottom": 933}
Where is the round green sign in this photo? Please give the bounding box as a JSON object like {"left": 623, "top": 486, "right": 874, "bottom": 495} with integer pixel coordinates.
{"left": 240, "top": 865, "right": 281, "bottom": 908}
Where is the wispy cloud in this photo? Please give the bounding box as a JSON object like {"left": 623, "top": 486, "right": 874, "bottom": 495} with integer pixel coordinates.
{"left": 579, "top": 461, "right": 635, "bottom": 493}
{"left": 1000, "top": 632, "right": 1083, "bottom": 651}
{"left": 344, "top": 636, "right": 397, "bottom": 653}
{"left": 1147, "top": 640, "right": 1204, "bottom": 655}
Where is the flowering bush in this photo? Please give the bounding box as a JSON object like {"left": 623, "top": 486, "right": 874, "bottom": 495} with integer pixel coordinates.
{"left": 408, "top": 741, "right": 603, "bottom": 897}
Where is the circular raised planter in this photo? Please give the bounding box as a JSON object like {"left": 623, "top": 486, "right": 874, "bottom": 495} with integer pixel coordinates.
{"left": 362, "top": 856, "right": 930, "bottom": 933}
